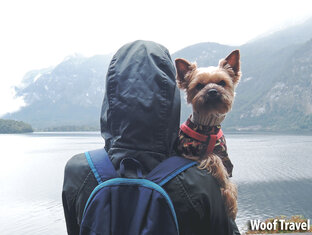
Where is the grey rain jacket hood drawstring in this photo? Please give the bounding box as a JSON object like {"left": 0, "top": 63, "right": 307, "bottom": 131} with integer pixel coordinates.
{"left": 100, "top": 40, "right": 181, "bottom": 173}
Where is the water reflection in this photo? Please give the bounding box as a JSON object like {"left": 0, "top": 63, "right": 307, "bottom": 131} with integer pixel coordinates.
{"left": 236, "top": 179, "right": 312, "bottom": 231}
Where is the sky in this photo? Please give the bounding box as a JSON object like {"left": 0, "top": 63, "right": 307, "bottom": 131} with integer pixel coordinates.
{"left": 1, "top": 0, "right": 312, "bottom": 116}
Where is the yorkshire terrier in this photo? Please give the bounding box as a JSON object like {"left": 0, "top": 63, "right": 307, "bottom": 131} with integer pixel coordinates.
{"left": 175, "top": 50, "right": 241, "bottom": 219}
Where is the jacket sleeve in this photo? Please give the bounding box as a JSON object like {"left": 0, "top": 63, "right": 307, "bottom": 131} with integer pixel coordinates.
{"left": 62, "top": 156, "right": 81, "bottom": 235}
{"left": 62, "top": 153, "right": 98, "bottom": 235}
{"left": 62, "top": 190, "right": 80, "bottom": 235}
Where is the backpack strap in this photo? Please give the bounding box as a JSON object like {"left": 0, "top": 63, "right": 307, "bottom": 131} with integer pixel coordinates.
{"left": 146, "top": 156, "right": 197, "bottom": 186}
{"left": 85, "top": 148, "right": 119, "bottom": 184}
{"left": 86, "top": 149, "right": 197, "bottom": 186}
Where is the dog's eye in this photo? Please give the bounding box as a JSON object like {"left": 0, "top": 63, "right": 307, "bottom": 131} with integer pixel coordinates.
{"left": 195, "top": 83, "right": 205, "bottom": 90}
{"left": 217, "top": 80, "right": 226, "bottom": 87}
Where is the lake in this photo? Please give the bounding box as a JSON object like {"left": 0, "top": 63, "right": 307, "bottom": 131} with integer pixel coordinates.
{"left": 0, "top": 132, "right": 311, "bottom": 234}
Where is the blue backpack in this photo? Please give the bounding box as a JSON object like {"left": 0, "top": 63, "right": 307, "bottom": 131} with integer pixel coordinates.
{"left": 80, "top": 148, "right": 197, "bottom": 235}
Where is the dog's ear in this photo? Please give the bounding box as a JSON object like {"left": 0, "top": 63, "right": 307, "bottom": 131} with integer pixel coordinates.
{"left": 175, "top": 58, "right": 196, "bottom": 89}
{"left": 219, "top": 50, "right": 241, "bottom": 85}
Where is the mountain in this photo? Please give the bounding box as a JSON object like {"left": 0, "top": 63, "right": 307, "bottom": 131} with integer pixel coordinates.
{"left": 5, "top": 54, "right": 112, "bottom": 129}
{"left": 233, "top": 39, "right": 312, "bottom": 131}
{"left": 3, "top": 17, "right": 312, "bottom": 132}
{"left": 242, "top": 17, "right": 312, "bottom": 55}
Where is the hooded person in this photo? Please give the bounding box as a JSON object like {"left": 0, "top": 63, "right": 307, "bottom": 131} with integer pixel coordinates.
{"left": 62, "top": 40, "right": 240, "bottom": 235}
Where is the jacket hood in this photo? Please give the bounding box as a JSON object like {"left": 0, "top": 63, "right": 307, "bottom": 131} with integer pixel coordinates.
{"left": 100, "top": 40, "right": 181, "bottom": 172}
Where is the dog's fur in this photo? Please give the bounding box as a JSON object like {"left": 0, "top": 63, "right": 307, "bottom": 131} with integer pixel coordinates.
{"left": 175, "top": 50, "right": 241, "bottom": 219}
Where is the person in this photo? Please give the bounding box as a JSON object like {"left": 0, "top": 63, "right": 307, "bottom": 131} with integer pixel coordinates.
{"left": 62, "top": 40, "right": 240, "bottom": 235}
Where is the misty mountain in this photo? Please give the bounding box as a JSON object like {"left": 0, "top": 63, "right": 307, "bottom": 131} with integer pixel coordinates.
{"left": 5, "top": 54, "right": 112, "bottom": 129}
{"left": 242, "top": 17, "right": 312, "bottom": 55}
{"left": 233, "top": 39, "right": 312, "bottom": 131}
{"left": 4, "top": 17, "right": 312, "bottom": 132}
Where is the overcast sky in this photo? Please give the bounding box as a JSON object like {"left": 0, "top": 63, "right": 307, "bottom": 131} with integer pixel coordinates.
{"left": 1, "top": 0, "right": 312, "bottom": 116}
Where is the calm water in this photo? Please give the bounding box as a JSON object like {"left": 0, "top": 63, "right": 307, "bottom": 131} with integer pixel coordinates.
{"left": 0, "top": 132, "right": 311, "bottom": 234}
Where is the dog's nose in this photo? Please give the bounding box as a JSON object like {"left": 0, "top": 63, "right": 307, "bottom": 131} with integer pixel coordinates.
{"left": 207, "top": 89, "right": 219, "bottom": 98}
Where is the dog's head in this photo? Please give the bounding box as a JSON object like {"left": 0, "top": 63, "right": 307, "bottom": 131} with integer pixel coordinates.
{"left": 175, "top": 50, "right": 241, "bottom": 116}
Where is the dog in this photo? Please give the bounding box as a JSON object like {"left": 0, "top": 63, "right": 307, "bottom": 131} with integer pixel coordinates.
{"left": 175, "top": 50, "right": 241, "bottom": 219}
